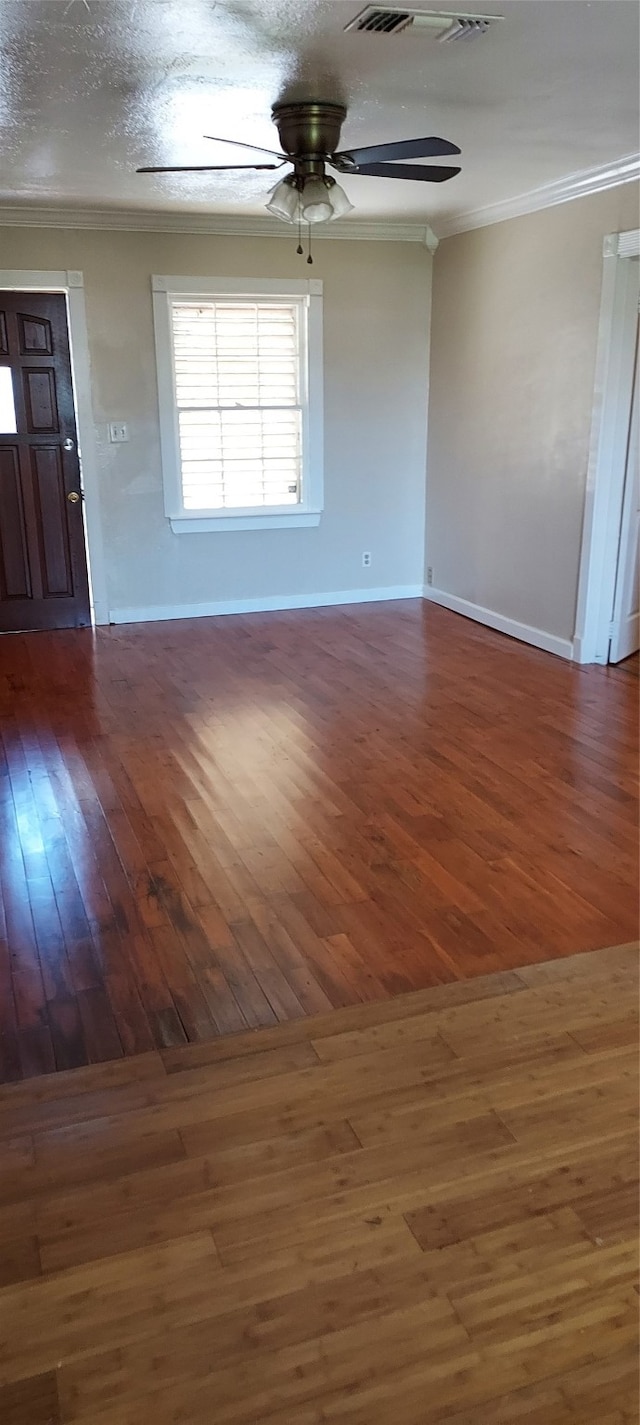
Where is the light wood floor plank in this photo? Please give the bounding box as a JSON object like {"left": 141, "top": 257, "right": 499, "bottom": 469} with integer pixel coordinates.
{"left": 0, "top": 942, "right": 637, "bottom": 1421}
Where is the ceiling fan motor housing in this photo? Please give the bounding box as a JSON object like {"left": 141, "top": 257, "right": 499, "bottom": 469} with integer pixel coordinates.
{"left": 271, "top": 102, "right": 347, "bottom": 178}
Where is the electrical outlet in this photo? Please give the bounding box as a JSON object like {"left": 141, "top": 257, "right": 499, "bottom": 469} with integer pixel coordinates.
{"left": 362, "top": 551, "right": 372, "bottom": 568}
{"left": 109, "top": 421, "right": 129, "bottom": 443}
{"left": 427, "top": 566, "right": 433, "bottom": 586}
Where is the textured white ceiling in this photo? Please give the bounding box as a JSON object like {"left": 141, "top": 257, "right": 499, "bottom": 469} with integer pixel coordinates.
{"left": 0, "top": 0, "right": 637, "bottom": 224}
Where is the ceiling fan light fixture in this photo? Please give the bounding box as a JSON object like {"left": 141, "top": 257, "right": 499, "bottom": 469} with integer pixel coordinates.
{"left": 267, "top": 174, "right": 354, "bottom": 226}
{"left": 300, "top": 176, "right": 334, "bottom": 224}
{"left": 266, "top": 175, "right": 300, "bottom": 223}
{"left": 324, "top": 180, "right": 355, "bottom": 219}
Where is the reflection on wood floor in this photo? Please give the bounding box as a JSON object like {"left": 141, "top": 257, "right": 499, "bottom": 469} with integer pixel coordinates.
{"left": 0, "top": 942, "right": 637, "bottom": 1423}
{"left": 0, "top": 602, "right": 638, "bottom": 1080}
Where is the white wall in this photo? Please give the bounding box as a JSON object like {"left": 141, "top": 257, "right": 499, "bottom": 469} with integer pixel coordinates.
{"left": 0, "top": 226, "right": 432, "bottom": 620}
{"left": 425, "top": 183, "right": 640, "bottom": 647}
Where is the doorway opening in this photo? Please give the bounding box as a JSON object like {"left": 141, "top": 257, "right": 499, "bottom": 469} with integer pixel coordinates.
{"left": 574, "top": 229, "right": 640, "bottom": 665}
{"left": 608, "top": 316, "right": 639, "bottom": 664}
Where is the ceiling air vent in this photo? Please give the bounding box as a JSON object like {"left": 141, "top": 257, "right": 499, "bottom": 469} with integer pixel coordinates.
{"left": 437, "top": 16, "right": 494, "bottom": 41}
{"left": 346, "top": 8, "right": 413, "bottom": 33}
{"left": 345, "top": 8, "right": 501, "bottom": 40}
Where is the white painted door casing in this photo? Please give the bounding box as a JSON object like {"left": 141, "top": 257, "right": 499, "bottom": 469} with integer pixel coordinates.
{"left": 609, "top": 321, "right": 639, "bottom": 663}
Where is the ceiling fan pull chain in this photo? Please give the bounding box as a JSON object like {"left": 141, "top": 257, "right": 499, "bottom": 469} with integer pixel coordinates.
{"left": 307, "top": 223, "right": 313, "bottom": 265}
{"left": 296, "top": 208, "right": 303, "bottom": 256}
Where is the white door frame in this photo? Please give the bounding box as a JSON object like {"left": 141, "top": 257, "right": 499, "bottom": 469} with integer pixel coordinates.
{"left": 609, "top": 335, "right": 639, "bottom": 662}
{"left": 574, "top": 229, "right": 640, "bottom": 663}
{"left": 0, "top": 269, "right": 109, "bottom": 625}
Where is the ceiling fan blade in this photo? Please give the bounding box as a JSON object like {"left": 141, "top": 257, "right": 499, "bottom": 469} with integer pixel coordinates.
{"left": 351, "top": 162, "right": 461, "bottom": 183}
{"left": 334, "top": 136, "right": 460, "bottom": 167}
{"left": 137, "top": 163, "right": 283, "bottom": 173}
{"left": 204, "top": 133, "right": 285, "bottom": 158}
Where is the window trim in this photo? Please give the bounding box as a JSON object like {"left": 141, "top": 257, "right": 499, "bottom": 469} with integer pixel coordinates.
{"left": 152, "top": 275, "right": 324, "bottom": 532}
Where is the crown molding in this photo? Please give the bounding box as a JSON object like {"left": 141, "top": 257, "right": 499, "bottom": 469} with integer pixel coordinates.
{"left": 434, "top": 153, "right": 640, "bottom": 239}
{"left": 0, "top": 203, "right": 436, "bottom": 244}
{"left": 2, "top": 150, "right": 634, "bottom": 246}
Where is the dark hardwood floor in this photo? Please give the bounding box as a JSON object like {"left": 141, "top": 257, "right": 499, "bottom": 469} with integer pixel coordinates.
{"left": 0, "top": 602, "right": 637, "bottom": 1082}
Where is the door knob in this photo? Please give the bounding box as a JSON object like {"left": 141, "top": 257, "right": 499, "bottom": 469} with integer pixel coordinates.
{"left": 67, "top": 490, "right": 81, "bottom": 504}
{"left": 63, "top": 437, "right": 75, "bottom": 451}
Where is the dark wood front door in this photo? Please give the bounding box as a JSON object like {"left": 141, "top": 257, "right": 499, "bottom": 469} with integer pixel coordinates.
{"left": 0, "top": 291, "right": 91, "bottom": 632}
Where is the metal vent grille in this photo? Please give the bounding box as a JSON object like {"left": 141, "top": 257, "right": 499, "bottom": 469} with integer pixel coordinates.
{"left": 438, "top": 16, "right": 493, "bottom": 42}
{"left": 346, "top": 7, "right": 412, "bottom": 32}
{"left": 345, "top": 7, "right": 501, "bottom": 39}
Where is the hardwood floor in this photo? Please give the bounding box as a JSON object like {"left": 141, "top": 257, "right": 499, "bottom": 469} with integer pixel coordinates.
{"left": 0, "top": 602, "right": 637, "bottom": 1081}
{"left": 0, "top": 941, "right": 637, "bottom": 1423}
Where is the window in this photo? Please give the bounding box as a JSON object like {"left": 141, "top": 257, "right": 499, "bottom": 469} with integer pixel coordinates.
{"left": 0, "top": 367, "right": 17, "bottom": 433}
{"left": 153, "top": 276, "right": 323, "bottom": 532}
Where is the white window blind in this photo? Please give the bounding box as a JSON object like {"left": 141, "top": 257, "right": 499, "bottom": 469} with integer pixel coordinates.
{"left": 170, "top": 299, "right": 303, "bottom": 511}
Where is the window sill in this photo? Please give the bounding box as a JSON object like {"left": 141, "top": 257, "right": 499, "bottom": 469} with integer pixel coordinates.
{"left": 169, "top": 511, "right": 322, "bottom": 533}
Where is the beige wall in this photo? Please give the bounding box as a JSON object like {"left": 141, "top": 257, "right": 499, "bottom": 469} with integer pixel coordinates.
{"left": 0, "top": 227, "right": 432, "bottom": 619}
{"left": 425, "top": 183, "right": 640, "bottom": 643}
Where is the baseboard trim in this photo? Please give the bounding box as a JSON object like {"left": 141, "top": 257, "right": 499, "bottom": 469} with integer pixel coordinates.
{"left": 108, "top": 585, "right": 423, "bottom": 625}
{"left": 571, "top": 634, "right": 605, "bottom": 665}
{"left": 423, "top": 586, "right": 574, "bottom": 660}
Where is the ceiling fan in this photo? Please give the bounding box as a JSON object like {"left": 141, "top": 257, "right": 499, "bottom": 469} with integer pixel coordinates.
{"left": 137, "top": 100, "right": 461, "bottom": 242}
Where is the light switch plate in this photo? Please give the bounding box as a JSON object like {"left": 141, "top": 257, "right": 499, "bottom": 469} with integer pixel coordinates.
{"left": 109, "top": 422, "right": 129, "bottom": 443}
